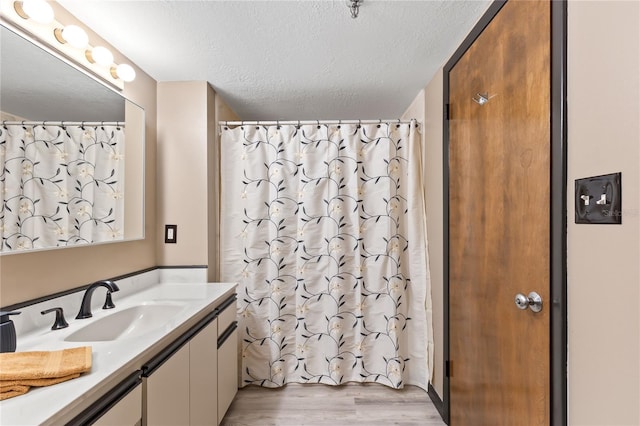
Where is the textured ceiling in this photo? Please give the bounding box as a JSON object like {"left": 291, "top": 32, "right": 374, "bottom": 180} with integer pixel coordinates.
{"left": 58, "top": 0, "right": 491, "bottom": 120}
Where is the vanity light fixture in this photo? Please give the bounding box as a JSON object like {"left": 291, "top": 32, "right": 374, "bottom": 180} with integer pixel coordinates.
{"left": 3, "top": 0, "right": 137, "bottom": 89}
{"left": 86, "top": 46, "right": 114, "bottom": 66}
{"left": 13, "top": 0, "right": 53, "bottom": 24}
{"left": 54, "top": 25, "right": 89, "bottom": 49}
{"left": 111, "top": 63, "right": 136, "bottom": 83}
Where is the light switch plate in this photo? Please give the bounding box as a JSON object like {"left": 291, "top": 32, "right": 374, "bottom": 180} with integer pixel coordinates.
{"left": 575, "top": 172, "right": 622, "bottom": 224}
{"left": 165, "top": 224, "right": 177, "bottom": 243}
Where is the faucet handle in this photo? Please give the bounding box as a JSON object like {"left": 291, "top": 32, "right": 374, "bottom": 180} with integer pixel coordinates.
{"left": 103, "top": 291, "right": 116, "bottom": 310}
{"left": 41, "top": 307, "right": 69, "bottom": 330}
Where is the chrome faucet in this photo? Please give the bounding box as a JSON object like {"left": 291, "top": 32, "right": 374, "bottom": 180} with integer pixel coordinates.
{"left": 76, "top": 280, "right": 120, "bottom": 319}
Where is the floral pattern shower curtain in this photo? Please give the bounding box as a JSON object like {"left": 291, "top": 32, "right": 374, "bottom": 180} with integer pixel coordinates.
{"left": 220, "top": 121, "right": 432, "bottom": 390}
{"left": 0, "top": 123, "right": 125, "bottom": 251}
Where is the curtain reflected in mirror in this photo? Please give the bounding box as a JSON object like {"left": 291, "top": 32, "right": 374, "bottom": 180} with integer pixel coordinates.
{"left": 0, "top": 24, "right": 145, "bottom": 254}
{"left": 0, "top": 122, "right": 125, "bottom": 251}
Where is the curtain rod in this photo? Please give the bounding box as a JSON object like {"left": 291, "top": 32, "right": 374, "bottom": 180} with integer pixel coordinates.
{"left": 219, "top": 119, "right": 418, "bottom": 127}
{"left": 2, "top": 121, "right": 125, "bottom": 127}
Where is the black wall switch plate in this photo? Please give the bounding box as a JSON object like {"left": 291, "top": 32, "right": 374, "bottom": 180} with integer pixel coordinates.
{"left": 575, "top": 172, "right": 622, "bottom": 224}
{"left": 165, "top": 224, "right": 177, "bottom": 243}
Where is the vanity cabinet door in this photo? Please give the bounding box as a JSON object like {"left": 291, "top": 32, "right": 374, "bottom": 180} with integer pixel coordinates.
{"left": 144, "top": 344, "right": 190, "bottom": 426}
{"left": 190, "top": 317, "right": 218, "bottom": 425}
{"left": 217, "top": 325, "right": 238, "bottom": 424}
{"left": 94, "top": 383, "right": 142, "bottom": 426}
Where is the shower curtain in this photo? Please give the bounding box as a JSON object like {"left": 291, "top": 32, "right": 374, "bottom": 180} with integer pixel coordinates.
{"left": 220, "top": 121, "right": 432, "bottom": 390}
{"left": 0, "top": 123, "right": 125, "bottom": 251}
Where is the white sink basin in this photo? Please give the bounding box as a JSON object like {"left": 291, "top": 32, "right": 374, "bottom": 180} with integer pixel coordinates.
{"left": 65, "top": 304, "right": 185, "bottom": 342}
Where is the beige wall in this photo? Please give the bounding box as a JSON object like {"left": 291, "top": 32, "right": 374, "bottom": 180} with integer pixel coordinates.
{"left": 156, "top": 82, "right": 239, "bottom": 273}
{"left": 416, "top": 1, "right": 640, "bottom": 422}
{"left": 156, "top": 81, "right": 209, "bottom": 266}
{"left": 567, "top": 1, "right": 640, "bottom": 424}
{"left": 0, "top": 3, "right": 158, "bottom": 307}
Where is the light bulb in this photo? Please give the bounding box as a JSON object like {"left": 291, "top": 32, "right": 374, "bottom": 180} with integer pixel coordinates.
{"left": 54, "top": 25, "right": 89, "bottom": 49}
{"left": 111, "top": 64, "right": 136, "bottom": 82}
{"left": 86, "top": 46, "right": 114, "bottom": 66}
{"left": 15, "top": 0, "right": 54, "bottom": 24}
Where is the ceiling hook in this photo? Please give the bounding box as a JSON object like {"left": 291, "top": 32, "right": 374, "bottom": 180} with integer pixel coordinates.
{"left": 472, "top": 92, "right": 497, "bottom": 106}
{"left": 348, "top": 0, "right": 362, "bottom": 19}
{"left": 472, "top": 93, "right": 489, "bottom": 105}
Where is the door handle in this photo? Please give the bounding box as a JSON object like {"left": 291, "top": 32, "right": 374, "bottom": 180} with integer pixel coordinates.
{"left": 514, "top": 292, "right": 543, "bottom": 313}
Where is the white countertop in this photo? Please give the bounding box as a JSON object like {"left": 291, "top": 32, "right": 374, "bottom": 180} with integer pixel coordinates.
{"left": 0, "top": 282, "right": 236, "bottom": 426}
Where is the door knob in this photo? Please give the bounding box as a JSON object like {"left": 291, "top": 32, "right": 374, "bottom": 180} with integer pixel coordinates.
{"left": 515, "top": 293, "right": 529, "bottom": 310}
{"left": 514, "top": 292, "right": 543, "bottom": 313}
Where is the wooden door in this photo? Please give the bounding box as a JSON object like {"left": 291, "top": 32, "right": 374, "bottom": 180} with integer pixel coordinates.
{"left": 449, "top": 0, "right": 551, "bottom": 424}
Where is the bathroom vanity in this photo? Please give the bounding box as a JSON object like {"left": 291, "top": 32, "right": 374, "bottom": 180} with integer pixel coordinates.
{"left": 0, "top": 275, "right": 237, "bottom": 425}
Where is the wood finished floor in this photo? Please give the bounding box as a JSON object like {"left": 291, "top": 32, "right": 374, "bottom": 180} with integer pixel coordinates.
{"left": 220, "top": 384, "right": 446, "bottom": 426}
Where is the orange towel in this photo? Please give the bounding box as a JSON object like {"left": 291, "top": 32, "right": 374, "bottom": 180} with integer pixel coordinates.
{"left": 0, "top": 384, "right": 29, "bottom": 400}
{"left": 0, "top": 346, "right": 91, "bottom": 400}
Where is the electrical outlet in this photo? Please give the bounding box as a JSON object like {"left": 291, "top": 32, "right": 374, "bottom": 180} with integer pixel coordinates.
{"left": 575, "top": 172, "right": 622, "bottom": 224}
{"left": 165, "top": 225, "right": 177, "bottom": 243}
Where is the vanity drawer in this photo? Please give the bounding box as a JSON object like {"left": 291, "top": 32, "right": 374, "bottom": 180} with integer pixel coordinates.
{"left": 217, "top": 298, "right": 237, "bottom": 337}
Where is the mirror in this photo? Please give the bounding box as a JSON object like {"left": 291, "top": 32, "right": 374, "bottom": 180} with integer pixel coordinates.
{"left": 0, "top": 24, "right": 144, "bottom": 254}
